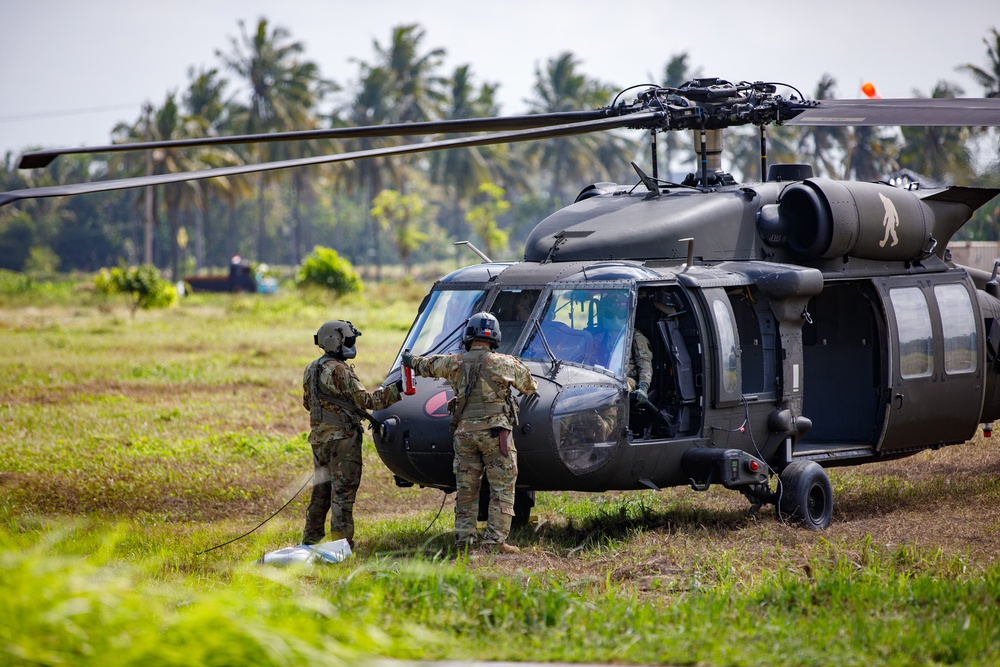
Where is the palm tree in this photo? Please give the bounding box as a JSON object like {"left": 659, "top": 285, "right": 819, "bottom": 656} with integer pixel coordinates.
{"left": 844, "top": 126, "right": 899, "bottom": 182}
{"left": 182, "top": 66, "right": 244, "bottom": 269}
{"left": 111, "top": 89, "right": 241, "bottom": 278}
{"left": 429, "top": 64, "right": 512, "bottom": 242}
{"left": 956, "top": 27, "right": 1000, "bottom": 98}
{"left": 184, "top": 66, "right": 229, "bottom": 131}
{"left": 337, "top": 63, "right": 397, "bottom": 278}
{"left": 218, "top": 18, "right": 330, "bottom": 262}
{"left": 525, "top": 52, "right": 637, "bottom": 205}
{"left": 111, "top": 94, "right": 189, "bottom": 278}
{"left": 342, "top": 25, "right": 447, "bottom": 277}
{"left": 724, "top": 122, "right": 798, "bottom": 183}
{"left": 369, "top": 24, "right": 446, "bottom": 125}
{"left": 344, "top": 23, "right": 447, "bottom": 193}
{"left": 796, "top": 75, "right": 850, "bottom": 178}
{"left": 899, "top": 81, "right": 974, "bottom": 184}
{"left": 956, "top": 26, "right": 1000, "bottom": 195}
{"left": 148, "top": 94, "right": 202, "bottom": 280}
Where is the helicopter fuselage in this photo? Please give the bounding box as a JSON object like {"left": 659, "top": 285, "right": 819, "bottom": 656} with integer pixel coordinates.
{"left": 373, "top": 176, "right": 1000, "bottom": 499}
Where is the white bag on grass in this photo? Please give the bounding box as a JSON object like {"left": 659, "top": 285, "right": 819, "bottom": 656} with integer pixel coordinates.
{"left": 259, "top": 539, "right": 353, "bottom": 566}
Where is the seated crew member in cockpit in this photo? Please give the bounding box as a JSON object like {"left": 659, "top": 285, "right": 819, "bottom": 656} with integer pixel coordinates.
{"left": 588, "top": 291, "right": 653, "bottom": 404}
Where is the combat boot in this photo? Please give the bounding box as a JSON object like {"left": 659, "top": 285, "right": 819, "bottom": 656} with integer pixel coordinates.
{"left": 455, "top": 533, "right": 480, "bottom": 549}
{"left": 482, "top": 541, "right": 520, "bottom": 554}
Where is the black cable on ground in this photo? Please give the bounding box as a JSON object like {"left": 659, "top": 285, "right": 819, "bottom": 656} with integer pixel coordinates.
{"left": 196, "top": 473, "right": 313, "bottom": 556}
{"left": 417, "top": 490, "right": 451, "bottom": 537}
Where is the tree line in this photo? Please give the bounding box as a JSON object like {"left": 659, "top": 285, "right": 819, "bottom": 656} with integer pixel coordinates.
{"left": 1, "top": 22, "right": 998, "bottom": 278}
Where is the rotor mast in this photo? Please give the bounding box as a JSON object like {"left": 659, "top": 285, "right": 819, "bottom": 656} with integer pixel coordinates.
{"left": 693, "top": 128, "right": 724, "bottom": 186}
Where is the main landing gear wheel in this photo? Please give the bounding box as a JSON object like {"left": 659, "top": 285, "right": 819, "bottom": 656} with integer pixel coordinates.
{"left": 777, "top": 460, "right": 833, "bottom": 530}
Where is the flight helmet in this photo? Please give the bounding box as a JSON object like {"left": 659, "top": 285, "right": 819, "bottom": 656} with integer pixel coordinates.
{"left": 463, "top": 312, "right": 501, "bottom": 350}
{"left": 315, "top": 320, "right": 361, "bottom": 359}
{"left": 598, "top": 290, "right": 630, "bottom": 329}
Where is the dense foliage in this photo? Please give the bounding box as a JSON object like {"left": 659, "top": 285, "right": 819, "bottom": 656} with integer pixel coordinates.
{"left": 94, "top": 264, "right": 179, "bottom": 315}
{"left": 1, "top": 24, "right": 998, "bottom": 276}
{"left": 295, "top": 245, "right": 362, "bottom": 295}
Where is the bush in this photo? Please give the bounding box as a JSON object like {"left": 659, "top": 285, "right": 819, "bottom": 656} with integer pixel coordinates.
{"left": 295, "top": 246, "right": 362, "bottom": 296}
{"left": 0, "top": 269, "right": 33, "bottom": 296}
{"left": 94, "top": 264, "right": 179, "bottom": 316}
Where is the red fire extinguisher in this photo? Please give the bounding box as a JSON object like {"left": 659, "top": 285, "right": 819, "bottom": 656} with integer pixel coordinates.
{"left": 403, "top": 350, "right": 416, "bottom": 395}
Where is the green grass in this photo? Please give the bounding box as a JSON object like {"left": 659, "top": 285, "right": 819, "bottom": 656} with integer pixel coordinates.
{"left": 3, "top": 275, "right": 1000, "bottom": 666}
{"left": 4, "top": 519, "right": 998, "bottom": 666}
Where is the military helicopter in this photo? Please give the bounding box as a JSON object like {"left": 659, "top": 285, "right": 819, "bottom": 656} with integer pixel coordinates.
{"left": 5, "top": 78, "right": 1000, "bottom": 530}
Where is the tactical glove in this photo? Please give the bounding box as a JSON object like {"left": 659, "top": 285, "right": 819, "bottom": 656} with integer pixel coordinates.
{"left": 401, "top": 349, "right": 414, "bottom": 368}
{"left": 635, "top": 382, "right": 650, "bottom": 405}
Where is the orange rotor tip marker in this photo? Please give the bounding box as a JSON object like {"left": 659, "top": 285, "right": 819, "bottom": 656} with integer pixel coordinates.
{"left": 861, "top": 82, "right": 882, "bottom": 99}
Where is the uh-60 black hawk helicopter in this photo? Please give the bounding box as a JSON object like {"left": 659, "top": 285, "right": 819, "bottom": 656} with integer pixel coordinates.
{"left": 6, "top": 78, "right": 1000, "bottom": 530}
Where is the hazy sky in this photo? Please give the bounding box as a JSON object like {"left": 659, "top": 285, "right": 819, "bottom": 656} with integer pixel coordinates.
{"left": 1, "top": 0, "right": 996, "bottom": 158}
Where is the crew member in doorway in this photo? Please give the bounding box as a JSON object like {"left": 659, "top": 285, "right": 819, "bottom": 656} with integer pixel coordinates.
{"left": 588, "top": 291, "right": 653, "bottom": 403}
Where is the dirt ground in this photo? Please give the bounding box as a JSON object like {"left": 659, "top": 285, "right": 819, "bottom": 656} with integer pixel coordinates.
{"left": 6, "top": 352, "right": 1000, "bottom": 584}
{"left": 351, "top": 432, "right": 1000, "bottom": 585}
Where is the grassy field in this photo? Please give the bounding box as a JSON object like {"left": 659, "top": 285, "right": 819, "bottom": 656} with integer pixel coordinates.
{"left": 2, "top": 275, "right": 1000, "bottom": 666}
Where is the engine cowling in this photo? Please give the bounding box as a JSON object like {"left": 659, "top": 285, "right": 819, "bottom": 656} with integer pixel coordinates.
{"left": 757, "top": 178, "right": 931, "bottom": 261}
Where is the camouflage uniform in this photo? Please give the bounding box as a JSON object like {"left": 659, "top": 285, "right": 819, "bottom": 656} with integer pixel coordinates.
{"left": 302, "top": 356, "right": 401, "bottom": 546}
{"left": 410, "top": 347, "right": 538, "bottom": 545}
{"left": 627, "top": 330, "right": 654, "bottom": 392}
{"left": 587, "top": 328, "right": 653, "bottom": 391}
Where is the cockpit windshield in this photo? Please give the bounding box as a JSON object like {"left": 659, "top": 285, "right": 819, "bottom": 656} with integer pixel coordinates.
{"left": 400, "top": 289, "right": 487, "bottom": 358}
{"left": 521, "top": 288, "right": 630, "bottom": 376}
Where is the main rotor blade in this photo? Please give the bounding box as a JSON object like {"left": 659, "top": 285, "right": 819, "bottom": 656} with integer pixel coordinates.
{"left": 0, "top": 111, "right": 661, "bottom": 208}
{"left": 785, "top": 97, "right": 1000, "bottom": 127}
{"left": 17, "top": 110, "right": 611, "bottom": 170}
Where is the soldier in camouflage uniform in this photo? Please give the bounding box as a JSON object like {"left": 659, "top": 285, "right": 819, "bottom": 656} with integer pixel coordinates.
{"left": 302, "top": 320, "right": 402, "bottom": 548}
{"left": 628, "top": 329, "right": 653, "bottom": 402}
{"left": 403, "top": 312, "right": 538, "bottom": 553}
{"left": 589, "top": 291, "right": 653, "bottom": 402}
{"left": 579, "top": 292, "right": 654, "bottom": 439}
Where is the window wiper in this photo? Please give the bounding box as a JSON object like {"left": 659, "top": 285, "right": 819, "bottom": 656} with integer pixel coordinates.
{"left": 531, "top": 320, "right": 561, "bottom": 376}
{"left": 420, "top": 321, "right": 467, "bottom": 357}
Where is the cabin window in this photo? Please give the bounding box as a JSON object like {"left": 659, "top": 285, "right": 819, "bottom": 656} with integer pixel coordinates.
{"left": 934, "top": 284, "right": 977, "bottom": 375}
{"left": 711, "top": 297, "right": 740, "bottom": 396}
{"left": 889, "top": 287, "right": 933, "bottom": 379}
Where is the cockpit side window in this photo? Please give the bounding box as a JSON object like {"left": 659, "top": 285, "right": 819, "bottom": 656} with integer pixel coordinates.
{"left": 491, "top": 289, "right": 542, "bottom": 354}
